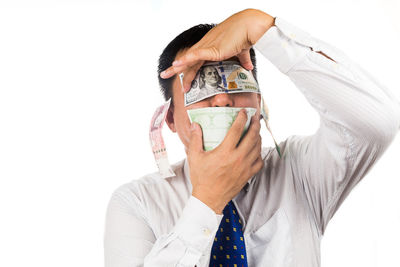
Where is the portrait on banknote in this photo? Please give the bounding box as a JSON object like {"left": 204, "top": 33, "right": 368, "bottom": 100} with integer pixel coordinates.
{"left": 199, "top": 65, "right": 224, "bottom": 91}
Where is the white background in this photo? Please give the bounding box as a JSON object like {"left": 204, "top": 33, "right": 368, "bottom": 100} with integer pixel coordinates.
{"left": 0, "top": 0, "right": 399, "bottom": 266}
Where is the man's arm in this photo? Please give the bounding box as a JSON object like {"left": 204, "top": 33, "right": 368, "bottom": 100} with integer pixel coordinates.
{"left": 160, "top": 8, "right": 276, "bottom": 91}
{"left": 160, "top": 8, "right": 400, "bottom": 236}
{"left": 254, "top": 17, "right": 400, "bottom": 235}
{"left": 104, "top": 184, "right": 223, "bottom": 266}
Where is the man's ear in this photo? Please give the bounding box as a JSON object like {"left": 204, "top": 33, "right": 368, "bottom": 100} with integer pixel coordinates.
{"left": 165, "top": 103, "right": 176, "bottom": 133}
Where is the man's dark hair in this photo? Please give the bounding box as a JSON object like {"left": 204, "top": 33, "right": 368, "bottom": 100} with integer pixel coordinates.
{"left": 157, "top": 23, "right": 257, "bottom": 101}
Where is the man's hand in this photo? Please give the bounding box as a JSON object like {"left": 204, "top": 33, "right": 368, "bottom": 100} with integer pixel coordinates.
{"left": 188, "top": 109, "right": 263, "bottom": 214}
{"left": 160, "top": 8, "right": 275, "bottom": 92}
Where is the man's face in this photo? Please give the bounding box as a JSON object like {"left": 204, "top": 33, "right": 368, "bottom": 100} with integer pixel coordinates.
{"left": 202, "top": 66, "right": 219, "bottom": 87}
{"left": 165, "top": 56, "right": 261, "bottom": 152}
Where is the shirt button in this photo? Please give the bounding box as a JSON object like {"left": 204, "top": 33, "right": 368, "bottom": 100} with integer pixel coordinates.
{"left": 203, "top": 228, "right": 211, "bottom": 236}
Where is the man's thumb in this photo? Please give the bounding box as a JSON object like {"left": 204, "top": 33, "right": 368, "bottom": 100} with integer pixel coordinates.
{"left": 237, "top": 48, "right": 253, "bottom": 70}
{"left": 188, "top": 122, "right": 204, "bottom": 153}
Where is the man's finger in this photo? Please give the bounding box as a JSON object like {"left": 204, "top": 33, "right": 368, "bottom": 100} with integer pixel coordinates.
{"left": 237, "top": 112, "right": 261, "bottom": 152}
{"left": 188, "top": 122, "right": 204, "bottom": 155}
{"left": 237, "top": 48, "right": 253, "bottom": 70}
{"left": 220, "top": 109, "right": 248, "bottom": 149}
{"left": 160, "top": 58, "right": 203, "bottom": 81}
{"left": 160, "top": 65, "right": 181, "bottom": 79}
{"left": 182, "top": 62, "right": 204, "bottom": 92}
{"left": 250, "top": 155, "right": 264, "bottom": 175}
{"left": 245, "top": 134, "right": 262, "bottom": 165}
{"left": 172, "top": 47, "right": 220, "bottom": 68}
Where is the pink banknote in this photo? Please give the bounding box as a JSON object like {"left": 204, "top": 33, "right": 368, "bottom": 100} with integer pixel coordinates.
{"left": 149, "top": 98, "right": 176, "bottom": 178}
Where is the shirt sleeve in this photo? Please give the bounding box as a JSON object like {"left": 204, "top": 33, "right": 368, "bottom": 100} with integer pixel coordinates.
{"left": 104, "top": 184, "right": 224, "bottom": 267}
{"left": 254, "top": 17, "right": 400, "bottom": 236}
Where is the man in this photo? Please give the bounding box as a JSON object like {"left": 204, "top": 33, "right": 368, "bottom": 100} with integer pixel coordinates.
{"left": 104, "top": 9, "right": 400, "bottom": 267}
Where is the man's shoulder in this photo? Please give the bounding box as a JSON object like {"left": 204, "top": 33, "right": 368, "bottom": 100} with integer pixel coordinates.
{"left": 110, "top": 159, "right": 186, "bottom": 201}
{"left": 107, "top": 159, "right": 188, "bottom": 219}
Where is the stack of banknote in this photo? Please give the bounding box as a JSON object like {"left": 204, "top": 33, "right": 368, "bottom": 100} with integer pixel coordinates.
{"left": 187, "top": 107, "right": 256, "bottom": 151}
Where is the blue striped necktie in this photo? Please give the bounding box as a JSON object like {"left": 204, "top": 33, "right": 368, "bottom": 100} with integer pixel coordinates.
{"left": 209, "top": 200, "right": 248, "bottom": 267}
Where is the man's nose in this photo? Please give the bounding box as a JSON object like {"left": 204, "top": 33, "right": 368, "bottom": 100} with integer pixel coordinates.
{"left": 211, "top": 93, "right": 233, "bottom": 107}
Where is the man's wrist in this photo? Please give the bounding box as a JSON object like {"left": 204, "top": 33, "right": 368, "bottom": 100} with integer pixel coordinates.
{"left": 172, "top": 195, "right": 224, "bottom": 253}
{"left": 245, "top": 9, "right": 275, "bottom": 45}
{"left": 192, "top": 189, "right": 225, "bottom": 215}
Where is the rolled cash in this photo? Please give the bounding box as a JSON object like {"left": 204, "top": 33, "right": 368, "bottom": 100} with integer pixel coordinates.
{"left": 187, "top": 107, "right": 256, "bottom": 151}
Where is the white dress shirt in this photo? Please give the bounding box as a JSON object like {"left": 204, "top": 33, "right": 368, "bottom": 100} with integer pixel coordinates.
{"left": 104, "top": 16, "right": 400, "bottom": 267}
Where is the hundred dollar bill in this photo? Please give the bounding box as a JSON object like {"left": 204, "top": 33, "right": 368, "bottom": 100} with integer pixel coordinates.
{"left": 184, "top": 61, "right": 260, "bottom": 106}
{"left": 187, "top": 107, "right": 256, "bottom": 151}
{"left": 149, "top": 98, "right": 176, "bottom": 178}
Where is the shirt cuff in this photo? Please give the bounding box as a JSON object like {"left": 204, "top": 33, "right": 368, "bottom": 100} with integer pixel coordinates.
{"left": 254, "top": 16, "right": 324, "bottom": 74}
{"left": 173, "top": 195, "right": 224, "bottom": 253}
